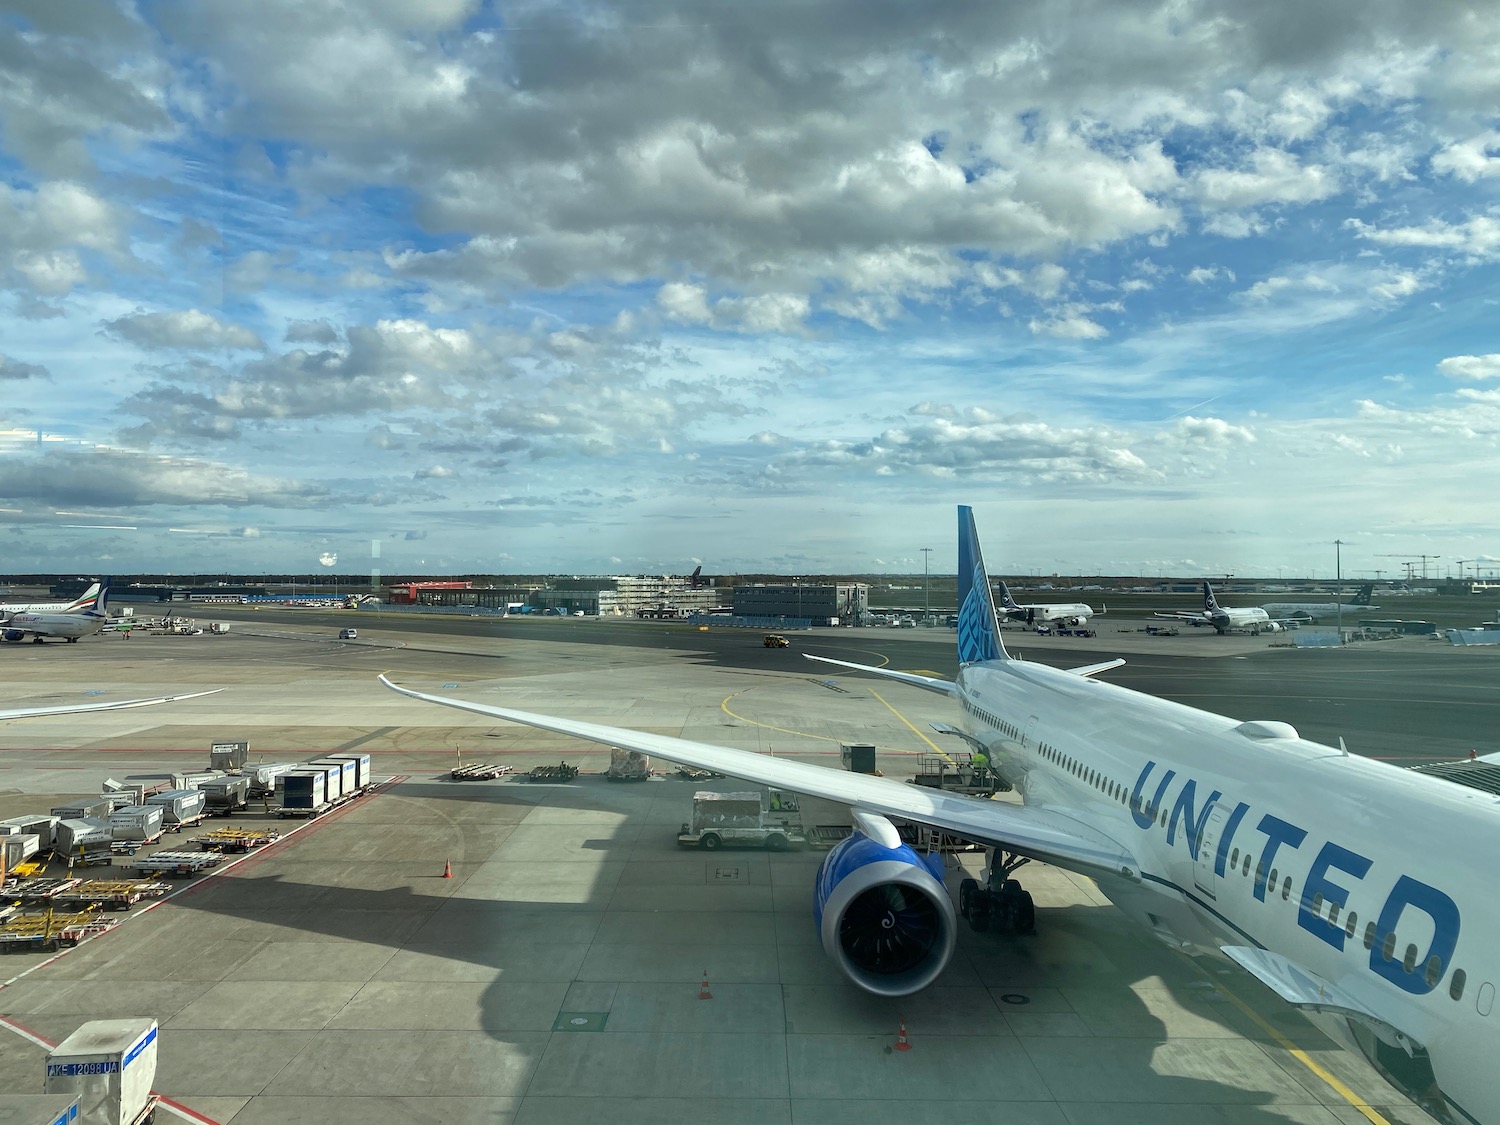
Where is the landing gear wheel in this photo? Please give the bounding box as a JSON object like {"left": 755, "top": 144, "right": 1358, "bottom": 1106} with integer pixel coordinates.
{"left": 958, "top": 878, "right": 978, "bottom": 917}
{"left": 700, "top": 833, "right": 722, "bottom": 851}
{"left": 967, "top": 894, "right": 992, "bottom": 933}
{"left": 999, "top": 883, "right": 1036, "bottom": 935}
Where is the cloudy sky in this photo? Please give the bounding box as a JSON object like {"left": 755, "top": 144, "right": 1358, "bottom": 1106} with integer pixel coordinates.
{"left": 2, "top": 1, "right": 1499, "bottom": 579}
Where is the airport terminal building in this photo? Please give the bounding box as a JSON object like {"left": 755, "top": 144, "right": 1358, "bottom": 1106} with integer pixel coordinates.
{"left": 730, "top": 583, "right": 869, "bottom": 626}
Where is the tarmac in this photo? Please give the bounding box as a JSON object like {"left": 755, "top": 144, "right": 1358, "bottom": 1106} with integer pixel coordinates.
{"left": 2, "top": 613, "right": 1491, "bottom": 1124}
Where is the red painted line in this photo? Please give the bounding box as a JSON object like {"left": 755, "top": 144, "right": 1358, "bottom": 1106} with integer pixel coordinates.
{"left": 0, "top": 1014, "right": 56, "bottom": 1048}
{"left": 156, "top": 1095, "right": 225, "bottom": 1125}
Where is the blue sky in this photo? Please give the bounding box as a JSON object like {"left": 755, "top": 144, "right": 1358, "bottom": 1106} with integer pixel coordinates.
{"left": 1, "top": 0, "right": 1498, "bottom": 579}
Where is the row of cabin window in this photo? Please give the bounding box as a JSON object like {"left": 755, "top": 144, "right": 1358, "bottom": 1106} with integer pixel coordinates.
{"left": 1217, "top": 849, "right": 1468, "bottom": 999}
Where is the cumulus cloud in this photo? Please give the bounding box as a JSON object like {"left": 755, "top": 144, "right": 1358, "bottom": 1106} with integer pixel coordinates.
{"left": 0, "top": 181, "right": 128, "bottom": 295}
{"left": 285, "top": 318, "right": 341, "bottom": 345}
{"left": 103, "top": 309, "right": 266, "bottom": 351}
{"left": 1438, "top": 354, "right": 1500, "bottom": 381}
{"left": 1431, "top": 131, "right": 1500, "bottom": 182}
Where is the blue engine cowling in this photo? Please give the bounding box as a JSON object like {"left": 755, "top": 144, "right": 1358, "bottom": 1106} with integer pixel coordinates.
{"left": 2, "top": 629, "right": 24, "bottom": 642}
{"left": 813, "top": 832, "right": 957, "bottom": 996}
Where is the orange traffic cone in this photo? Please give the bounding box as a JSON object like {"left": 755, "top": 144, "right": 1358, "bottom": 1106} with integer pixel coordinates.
{"left": 442, "top": 858, "right": 452, "bottom": 879}
{"left": 894, "top": 1015, "right": 911, "bottom": 1051}
{"left": 698, "top": 970, "right": 713, "bottom": 1000}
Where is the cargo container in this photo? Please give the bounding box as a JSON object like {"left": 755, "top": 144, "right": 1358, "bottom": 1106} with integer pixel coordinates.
{"left": 277, "top": 770, "right": 327, "bottom": 814}
{"left": 177, "top": 770, "right": 225, "bottom": 790}
{"left": 144, "top": 789, "right": 207, "bottom": 827}
{"left": 97, "top": 784, "right": 146, "bottom": 812}
{"left": 305, "top": 758, "right": 355, "bottom": 799}
{"left": 243, "top": 762, "right": 297, "bottom": 798}
{"left": 323, "top": 751, "right": 372, "bottom": 791}
{"left": 3, "top": 833, "right": 41, "bottom": 869}
{"left": 121, "top": 773, "right": 185, "bottom": 796}
{"left": 0, "top": 814, "right": 60, "bottom": 848}
{"left": 198, "top": 775, "right": 249, "bottom": 813}
{"left": 108, "top": 806, "right": 164, "bottom": 843}
{"left": 50, "top": 800, "right": 113, "bottom": 822}
{"left": 55, "top": 819, "right": 113, "bottom": 855}
{"left": 295, "top": 762, "right": 343, "bottom": 802}
{"left": 0, "top": 1095, "right": 81, "bottom": 1125}
{"left": 676, "top": 790, "right": 805, "bottom": 850}
{"left": 208, "top": 740, "right": 248, "bottom": 770}
{"left": 44, "top": 1018, "right": 157, "bottom": 1125}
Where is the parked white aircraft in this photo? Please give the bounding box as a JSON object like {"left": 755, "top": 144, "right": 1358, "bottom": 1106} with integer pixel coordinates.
{"left": 383, "top": 506, "right": 1497, "bottom": 1123}
{"left": 995, "top": 579, "right": 1100, "bottom": 626}
{"left": 0, "top": 581, "right": 102, "bottom": 623}
{"left": 1262, "top": 583, "right": 1378, "bottom": 622}
{"left": 1, "top": 687, "right": 222, "bottom": 722}
{"left": 1156, "top": 581, "right": 1277, "bottom": 634}
{"left": 2, "top": 577, "right": 113, "bottom": 643}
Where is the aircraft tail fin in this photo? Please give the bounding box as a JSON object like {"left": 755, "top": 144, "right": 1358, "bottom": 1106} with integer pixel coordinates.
{"left": 994, "top": 578, "right": 1022, "bottom": 612}
{"left": 65, "top": 581, "right": 101, "bottom": 612}
{"left": 957, "top": 506, "right": 1007, "bottom": 664}
{"left": 91, "top": 577, "right": 111, "bottom": 616}
{"left": 1203, "top": 581, "right": 1222, "bottom": 612}
{"left": 1353, "top": 582, "right": 1374, "bottom": 606}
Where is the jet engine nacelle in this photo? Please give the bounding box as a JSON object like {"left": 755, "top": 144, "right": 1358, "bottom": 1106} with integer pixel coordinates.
{"left": 2, "top": 629, "right": 25, "bottom": 642}
{"left": 813, "top": 831, "right": 957, "bottom": 997}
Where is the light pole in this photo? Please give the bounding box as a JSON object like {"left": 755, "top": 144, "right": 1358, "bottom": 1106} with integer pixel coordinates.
{"left": 1335, "top": 539, "right": 1344, "bottom": 645}
{"left": 920, "top": 548, "right": 932, "bottom": 626}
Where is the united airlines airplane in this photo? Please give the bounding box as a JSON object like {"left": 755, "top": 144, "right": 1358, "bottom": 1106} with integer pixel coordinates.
{"left": 382, "top": 507, "right": 1496, "bottom": 1124}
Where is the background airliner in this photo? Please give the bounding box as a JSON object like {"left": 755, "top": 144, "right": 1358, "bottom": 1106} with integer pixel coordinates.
{"left": 1156, "top": 580, "right": 1278, "bottom": 634}
{"left": 1, "top": 577, "right": 113, "bottom": 643}
{"left": 1262, "top": 583, "right": 1378, "bottom": 622}
{"left": 995, "top": 579, "right": 1100, "bottom": 627}
{"left": 384, "top": 506, "right": 1497, "bottom": 1124}
{"left": 0, "top": 581, "right": 102, "bottom": 624}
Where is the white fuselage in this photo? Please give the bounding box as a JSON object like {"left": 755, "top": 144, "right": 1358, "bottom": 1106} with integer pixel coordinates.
{"left": 1007, "top": 601, "right": 1095, "bottom": 624}
{"left": 956, "top": 656, "right": 1498, "bottom": 1125}
{"left": 4, "top": 610, "right": 107, "bottom": 640}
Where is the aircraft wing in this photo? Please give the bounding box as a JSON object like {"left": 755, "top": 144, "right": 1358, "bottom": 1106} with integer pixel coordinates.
{"left": 0, "top": 688, "right": 223, "bottom": 722}
{"left": 379, "top": 675, "right": 1139, "bottom": 881}
{"left": 802, "top": 654, "right": 955, "bottom": 696}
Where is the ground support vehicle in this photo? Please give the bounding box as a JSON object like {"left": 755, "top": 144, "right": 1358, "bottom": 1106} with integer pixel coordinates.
{"left": 11, "top": 878, "right": 82, "bottom": 900}
{"left": 606, "top": 747, "right": 651, "bottom": 781}
{"left": 762, "top": 634, "right": 789, "bottom": 648}
{"left": 194, "top": 827, "right": 280, "bottom": 853}
{"left": 1145, "top": 624, "right": 1179, "bottom": 636}
{"left": 677, "top": 790, "right": 805, "bottom": 851}
{"left": 0, "top": 911, "right": 121, "bottom": 953}
{"left": 110, "top": 832, "right": 163, "bottom": 857}
{"left": 450, "top": 763, "right": 511, "bottom": 780}
{"left": 908, "top": 753, "right": 1008, "bottom": 796}
{"left": 274, "top": 802, "right": 331, "bottom": 820}
{"left": 1056, "top": 626, "right": 1097, "bottom": 637}
{"left": 36, "top": 880, "right": 170, "bottom": 912}
{"left": 674, "top": 766, "right": 724, "bottom": 781}
{"left": 529, "top": 763, "right": 578, "bottom": 782}
{"left": 130, "top": 851, "right": 223, "bottom": 877}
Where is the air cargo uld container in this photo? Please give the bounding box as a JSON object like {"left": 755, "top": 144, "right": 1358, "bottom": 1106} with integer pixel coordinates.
{"left": 0, "top": 1095, "right": 80, "bottom": 1125}
{"left": 198, "top": 775, "right": 249, "bottom": 812}
{"left": 177, "top": 770, "right": 225, "bottom": 790}
{"left": 44, "top": 1018, "right": 157, "bottom": 1125}
{"left": 0, "top": 814, "right": 60, "bottom": 848}
{"left": 2, "top": 832, "right": 41, "bottom": 868}
{"left": 55, "top": 819, "right": 113, "bottom": 855}
{"left": 121, "top": 773, "right": 185, "bottom": 795}
{"left": 296, "top": 762, "right": 343, "bottom": 802}
{"left": 144, "top": 788, "right": 206, "bottom": 826}
{"left": 108, "top": 805, "right": 164, "bottom": 842}
{"left": 97, "top": 782, "right": 146, "bottom": 812}
{"left": 306, "top": 758, "right": 356, "bottom": 799}
{"left": 244, "top": 763, "right": 297, "bottom": 798}
{"left": 324, "top": 752, "right": 372, "bottom": 792}
{"left": 50, "top": 800, "right": 113, "bottom": 822}
{"left": 277, "top": 770, "right": 327, "bottom": 812}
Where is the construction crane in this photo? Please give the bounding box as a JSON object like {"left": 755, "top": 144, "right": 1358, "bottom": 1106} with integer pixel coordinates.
{"left": 1377, "top": 554, "right": 1441, "bottom": 581}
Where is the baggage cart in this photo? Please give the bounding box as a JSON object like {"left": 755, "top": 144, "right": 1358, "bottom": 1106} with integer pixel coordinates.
{"left": 529, "top": 762, "right": 579, "bottom": 782}
{"left": 130, "top": 851, "right": 223, "bottom": 878}
{"left": 450, "top": 763, "right": 510, "bottom": 780}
